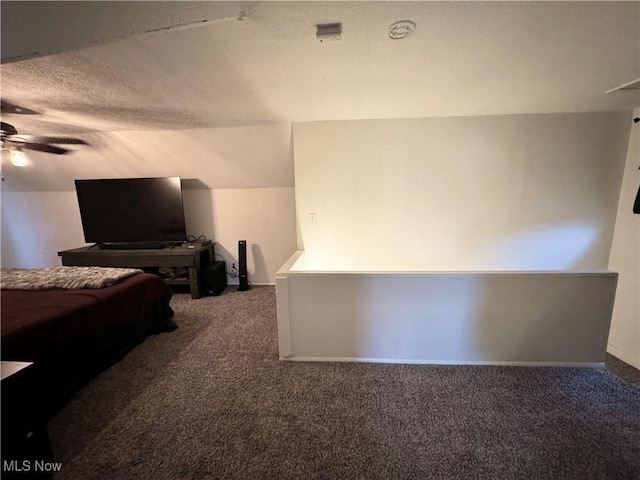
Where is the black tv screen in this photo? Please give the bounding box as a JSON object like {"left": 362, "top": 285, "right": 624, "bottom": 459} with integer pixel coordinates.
{"left": 75, "top": 177, "right": 187, "bottom": 245}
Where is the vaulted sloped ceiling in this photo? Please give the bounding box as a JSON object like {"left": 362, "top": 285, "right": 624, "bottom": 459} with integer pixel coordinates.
{"left": 1, "top": 1, "right": 639, "bottom": 136}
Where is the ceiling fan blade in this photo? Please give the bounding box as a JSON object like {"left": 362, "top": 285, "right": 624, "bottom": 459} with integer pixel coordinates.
{"left": 1, "top": 121, "right": 18, "bottom": 135}
{"left": 0, "top": 100, "right": 40, "bottom": 115}
{"left": 12, "top": 135, "right": 88, "bottom": 145}
{"left": 7, "top": 140, "right": 70, "bottom": 155}
{"left": 22, "top": 142, "right": 70, "bottom": 155}
{"left": 1, "top": 121, "right": 88, "bottom": 155}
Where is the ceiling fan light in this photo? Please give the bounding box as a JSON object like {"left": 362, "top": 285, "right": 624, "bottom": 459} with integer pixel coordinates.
{"left": 10, "top": 148, "right": 28, "bottom": 167}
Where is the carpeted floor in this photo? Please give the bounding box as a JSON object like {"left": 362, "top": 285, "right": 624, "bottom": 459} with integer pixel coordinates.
{"left": 607, "top": 354, "right": 640, "bottom": 385}
{"left": 48, "top": 286, "right": 640, "bottom": 479}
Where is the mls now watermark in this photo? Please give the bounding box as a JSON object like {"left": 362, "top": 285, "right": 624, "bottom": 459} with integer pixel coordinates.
{"left": 3, "top": 459, "right": 63, "bottom": 474}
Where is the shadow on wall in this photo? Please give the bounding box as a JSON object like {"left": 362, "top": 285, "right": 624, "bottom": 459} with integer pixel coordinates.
{"left": 473, "top": 275, "right": 614, "bottom": 363}
{"left": 478, "top": 222, "right": 599, "bottom": 270}
{"left": 214, "top": 243, "right": 238, "bottom": 285}
{"left": 0, "top": 194, "right": 20, "bottom": 267}
{"left": 252, "top": 243, "right": 268, "bottom": 285}
{"left": 288, "top": 272, "right": 616, "bottom": 363}
{"left": 181, "top": 185, "right": 215, "bottom": 241}
{"left": 350, "top": 275, "right": 483, "bottom": 361}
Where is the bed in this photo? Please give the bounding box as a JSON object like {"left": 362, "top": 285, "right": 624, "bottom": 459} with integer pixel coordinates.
{"left": 1, "top": 267, "right": 176, "bottom": 420}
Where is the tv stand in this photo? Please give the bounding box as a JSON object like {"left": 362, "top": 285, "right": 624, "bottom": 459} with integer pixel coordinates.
{"left": 95, "top": 242, "right": 169, "bottom": 250}
{"left": 58, "top": 243, "right": 214, "bottom": 299}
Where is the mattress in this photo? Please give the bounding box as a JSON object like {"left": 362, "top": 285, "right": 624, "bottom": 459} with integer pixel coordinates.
{"left": 1, "top": 272, "right": 175, "bottom": 361}
{"left": 1, "top": 272, "right": 176, "bottom": 419}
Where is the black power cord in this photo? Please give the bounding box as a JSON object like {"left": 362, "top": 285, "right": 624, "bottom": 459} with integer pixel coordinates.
{"left": 186, "top": 234, "right": 208, "bottom": 242}
{"left": 215, "top": 252, "right": 239, "bottom": 279}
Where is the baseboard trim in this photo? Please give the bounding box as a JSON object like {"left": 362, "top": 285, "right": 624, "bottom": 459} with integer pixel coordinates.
{"left": 280, "top": 356, "right": 605, "bottom": 368}
{"left": 607, "top": 344, "right": 640, "bottom": 369}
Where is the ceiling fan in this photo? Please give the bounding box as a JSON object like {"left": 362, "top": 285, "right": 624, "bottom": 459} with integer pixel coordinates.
{"left": 0, "top": 121, "right": 88, "bottom": 155}
{"left": 1, "top": 100, "right": 89, "bottom": 156}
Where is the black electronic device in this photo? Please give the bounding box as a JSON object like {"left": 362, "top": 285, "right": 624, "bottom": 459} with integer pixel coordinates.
{"left": 75, "top": 177, "right": 187, "bottom": 249}
{"left": 181, "top": 241, "right": 212, "bottom": 249}
{"left": 634, "top": 185, "right": 640, "bottom": 214}
{"left": 203, "top": 261, "right": 227, "bottom": 296}
{"left": 181, "top": 237, "right": 212, "bottom": 249}
{"left": 238, "top": 240, "right": 250, "bottom": 291}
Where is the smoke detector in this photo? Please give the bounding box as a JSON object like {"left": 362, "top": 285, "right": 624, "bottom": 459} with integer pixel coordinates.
{"left": 388, "top": 20, "right": 416, "bottom": 40}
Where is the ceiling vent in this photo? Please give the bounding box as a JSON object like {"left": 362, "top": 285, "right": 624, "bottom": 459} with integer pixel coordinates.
{"left": 316, "top": 23, "right": 342, "bottom": 42}
{"left": 388, "top": 20, "right": 416, "bottom": 40}
{"left": 605, "top": 78, "right": 640, "bottom": 94}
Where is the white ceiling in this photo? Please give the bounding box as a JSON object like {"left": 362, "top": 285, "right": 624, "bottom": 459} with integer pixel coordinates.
{"left": 1, "top": 1, "right": 639, "bottom": 137}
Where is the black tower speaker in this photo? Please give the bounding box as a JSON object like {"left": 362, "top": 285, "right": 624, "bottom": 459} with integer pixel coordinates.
{"left": 634, "top": 185, "right": 640, "bottom": 214}
{"left": 238, "top": 240, "right": 250, "bottom": 291}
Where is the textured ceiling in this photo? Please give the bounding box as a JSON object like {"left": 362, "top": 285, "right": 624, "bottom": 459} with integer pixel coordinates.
{"left": 0, "top": 1, "right": 639, "bottom": 136}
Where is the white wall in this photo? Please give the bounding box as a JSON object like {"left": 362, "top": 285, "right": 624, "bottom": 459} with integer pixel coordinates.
{"left": 277, "top": 252, "right": 618, "bottom": 365}
{"left": 0, "top": 187, "right": 296, "bottom": 285}
{"left": 182, "top": 187, "right": 297, "bottom": 285}
{"left": 0, "top": 190, "right": 88, "bottom": 268}
{"left": 293, "top": 112, "right": 630, "bottom": 271}
{"left": 0, "top": 124, "right": 297, "bottom": 284}
{"left": 0, "top": 124, "right": 294, "bottom": 192}
{"left": 607, "top": 107, "right": 640, "bottom": 368}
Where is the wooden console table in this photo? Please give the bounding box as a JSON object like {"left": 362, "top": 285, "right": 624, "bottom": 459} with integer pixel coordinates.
{"left": 58, "top": 244, "right": 214, "bottom": 299}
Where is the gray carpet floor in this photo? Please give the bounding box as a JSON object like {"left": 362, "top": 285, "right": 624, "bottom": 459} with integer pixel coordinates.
{"left": 607, "top": 354, "right": 640, "bottom": 385}
{"left": 49, "top": 286, "right": 640, "bottom": 479}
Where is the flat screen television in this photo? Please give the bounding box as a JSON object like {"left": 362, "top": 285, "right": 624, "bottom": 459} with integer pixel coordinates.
{"left": 75, "top": 177, "right": 187, "bottom": 248}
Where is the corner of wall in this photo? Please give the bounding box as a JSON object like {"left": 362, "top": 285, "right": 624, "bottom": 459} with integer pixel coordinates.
{"left": 606, "top": 107, "right": 640, "bottom": 369}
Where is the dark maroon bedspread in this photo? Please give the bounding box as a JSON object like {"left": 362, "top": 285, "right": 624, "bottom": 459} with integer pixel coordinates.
{"left": 1, "top": 272, "right": 174, "bottom": 362}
